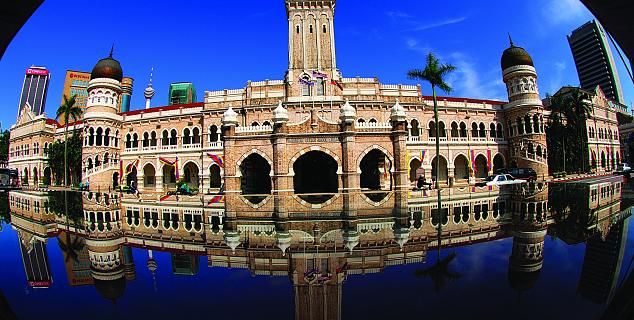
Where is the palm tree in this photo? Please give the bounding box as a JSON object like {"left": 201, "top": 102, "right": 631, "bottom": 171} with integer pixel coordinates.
{"left": 408, "top": 53, "right": 456, "bottom": 248}
{"left": 568, "top": 89, "right": 592, "bottom": 172}
{"left": 56, "top": 94, "right": 82, "bottom": 186}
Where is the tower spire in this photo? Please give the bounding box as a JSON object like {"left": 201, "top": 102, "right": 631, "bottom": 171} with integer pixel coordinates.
{"left": 148, "top": 67, "right": 154, "bottom": 87}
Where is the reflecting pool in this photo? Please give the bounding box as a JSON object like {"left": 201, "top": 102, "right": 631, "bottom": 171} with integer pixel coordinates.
{"left": 1, "top": 175, "right": 633, "bottom": 319}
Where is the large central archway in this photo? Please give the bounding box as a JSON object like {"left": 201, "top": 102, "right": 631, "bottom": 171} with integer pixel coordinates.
{"left": 240, "top": 153, "right": 271, "bottom": 195}
{"left": 360, "top": 149, "right": 391, "bottom": 191}
{"left": 454, "top": 154, "right": 469, "bottom": 181}
{"left": 431, "top": 156, "right": 448, "bottom": 184}
{"left": 474, "top": 154, "right": 488, "bottom": 178}
{"left": 293, "top": 151, "right": 338, "bottom": 194}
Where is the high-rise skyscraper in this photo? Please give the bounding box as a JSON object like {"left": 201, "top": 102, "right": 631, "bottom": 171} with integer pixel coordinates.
{"left": 18, "top": 66, "right": 50, "bottom": 116}
{"left": 568, "top": 20, "right": 624, "bottom": 103}
{"left": 59, "top": 70, "right": 133, "bottom": 124}
{"left": 168, "top": 82, "right": 196, "bottom": 105}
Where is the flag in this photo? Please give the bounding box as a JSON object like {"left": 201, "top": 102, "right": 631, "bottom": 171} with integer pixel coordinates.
{"left": 175, "top": 156, "right": 180, "bottom": 180}
{"left": 125, "top": 159, "right": 139, "bottom": 175}
{"left": 208, "top": 153, "right": 224, "bottom": 167}
{"left": 383, "top": 156, "right": 389, "bottom": 178}
{"left": 159, "top": 157, "right": 176, "bottom": 166}
{"left": 159, "top": 194, "right": 171, "bottom": 202}
{"left": 312, "top": 71, "right": 328, "bottom": 79}
{"left": 330, "top": 79, "right": 343, "bottom": 90}
{"left": 299, "top": 77, "right": 314, "bottom": 86}
{"left": 208, "top": 195, "right": 225, "bottom": 205}
{"left": 487, "top": 149, "right": 492, "bottom": 172}
{"left": 421, "top": 150, "right": 426, "bottom": 162}
{"left": 470, "top": 150, "right": 476, "bottom": 173}
{"left": 119, "top": 160, "right": 123, "bottom": 184}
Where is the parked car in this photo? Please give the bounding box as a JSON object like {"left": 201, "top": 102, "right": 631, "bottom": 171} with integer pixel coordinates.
{"left": 497, "top": 168, "right": 537, "bottom": 181}
{"left": 614, "top": 163, "right": 632, "bottom": 177}
{"left": 476, "top": 174, "right": 527, "bottom": 187}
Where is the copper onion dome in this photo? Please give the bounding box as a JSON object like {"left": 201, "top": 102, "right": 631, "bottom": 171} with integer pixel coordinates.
{"left": 90, "top": 46, "right": 123, "bottom": 82}
{"left": 501, "top": 36, "right": 534, "bottom": 70}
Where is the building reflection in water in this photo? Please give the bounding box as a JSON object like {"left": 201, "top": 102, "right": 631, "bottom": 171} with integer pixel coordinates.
{"left": 5, "top": 176, "right": 631, "bottom": 318}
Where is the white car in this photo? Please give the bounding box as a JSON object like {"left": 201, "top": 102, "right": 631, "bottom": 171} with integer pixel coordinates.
{"left": 480, "top": 174, "right": 527, "bottom": 186}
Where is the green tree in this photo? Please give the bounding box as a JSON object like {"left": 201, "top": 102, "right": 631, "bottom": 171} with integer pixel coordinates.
{"left": 47, "top": 133, "right": 82, "bottom": 185}
{"left": 546, "top": 88, "right": 592, "bottom": 173}
{"left": 0, "top": 130, "right": 9, "bottom": 168}
{"left": 56, "top": 94, "right": 82, "bottom": 186}
{"left": 407, "top": 52, "right": 456, "bottom": 253}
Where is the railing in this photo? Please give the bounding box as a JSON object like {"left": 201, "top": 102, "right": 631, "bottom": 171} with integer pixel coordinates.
{"left": 84, "top": 162, "right": 118, "bottom": 177}
{"left": 183, "top": 143, "right": 202, "bottom": 149}
{"left": 236, "top": 125, "right": 273, "bottom": 133}
{"left": 161, "top": 145, "right": 178, "bottom": 150}
{"left": 356, "top": 121, "right": 392, "bottom": 129}
{"left": 208, "top": 141, "right": 224, "bottom": 149}
{"left": 407, "top": 136, "right": 505, "bottom": 144}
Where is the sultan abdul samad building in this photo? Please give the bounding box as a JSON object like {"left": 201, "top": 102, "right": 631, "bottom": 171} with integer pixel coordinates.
{"left": 8, "top": 0, "right": 623, "bottom": 195}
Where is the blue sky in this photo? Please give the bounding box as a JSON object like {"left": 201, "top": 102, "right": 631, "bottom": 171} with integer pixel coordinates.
{"left": 0, "top": 0, "right": 632, "bottom": 129}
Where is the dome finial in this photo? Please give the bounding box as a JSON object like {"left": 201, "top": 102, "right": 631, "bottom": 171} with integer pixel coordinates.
{"left": 508, "top": 33, "right": 514, "bottom": 47}
{"left": 109, "top": 44, "right": 114, "bottom": 57}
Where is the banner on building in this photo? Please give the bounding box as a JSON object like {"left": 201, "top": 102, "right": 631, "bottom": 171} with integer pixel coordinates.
{"left": 207, "top": 153, "right": 224, "bottom": 167}
{"left": 487, "top": 149, "right": 492, "bottom": 172}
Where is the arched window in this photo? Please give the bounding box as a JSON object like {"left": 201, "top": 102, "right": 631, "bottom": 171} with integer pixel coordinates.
{"left": 524, "top": 114, "right": 532, "bottom": 134}
{"left": 517, "top": 117, "right": 524, "bottom": 135}
{"left": 170, "top": 129, "right": 177, "bottom": 145}
{"left": 251, "top": 121, "right": 259, "bottom": 127}
{"left": 479, "top": 123, "right": 486, "bottom": 138}
{"left": 96, "top": 128, "right": 103, "bottom": 146}
{"left": 496, "top": 123, "right": 503, "bottom": 139}
{"left": 533, "top": 114, "right": 540, "bottom": 133}
{"left": 125, "top": 134, "right": 131, "bottom": 149}
{"left": 536, "top": 145, "right": 542, "bottom": 157}
{"left": 369, "top": 118, "right": 378, "bottom": 124}
{"left": 317, "top": 79, "right": 325, "bottom": 96}
{"left": 451, "top": 122, "right": 459, "bottom": 137}
{"left": 428, "top": 121, "right": 437, "bottom": 138}
{"left": 459, "top": 122, "right": 467, "bottom": 137}
{"left": 471, "top": 123, "right": 478, "bottom": 138}
{"left": 183, "top": 128, "right": 191, "bottom": 145}
{"left": 143, "top": 132, "right": 150, "bottom": 148}
{"left": 210, "top": 125, "right": 219, "bottom": 142}
{"left": 490, "top": 123, "right": 497, "bottom": 138}
{"left": 89, "top": 128, "right": 95, "bottom": 146}
{"left": 162, "top": 130, "right": 169, "bottom": 145}
{"left": 262, "top": 121, "right": 271, "bottom": 126}
{"left": 301, "top": 76, "right": 311, "bottom": 96}
{"left": 438, "top": 121, "right": 446, "bottom": 137}
{"left": 410, "top": 119, "right": 420, "bottom": 136}
{"left": 150, "top": 131, "right": 157, "bottom": 147}
{"left": 193, "top": 127, "right": 200, "bottom": 144}
{"left": 132, "top": 133, "right": 139, "bottom": 148}
{"left": 528, "top": 142, "right": 534, "bottom": 154}
{"left": 114, "top": 130, "right": 119, "bottom": 147}
{"left": 104, "top": 128, "right": 110, "bottom": 146}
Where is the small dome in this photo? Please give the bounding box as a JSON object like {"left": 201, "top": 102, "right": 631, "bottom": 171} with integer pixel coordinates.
{"left": 393, "top": 227, "right": 410, "bottom": 249}
{"left": 91, "top": 49, "right": 123, "bottom": 82}
{"left": 275, "top": 232, "right": 292, "bottom": 255}
{"left": 272, "top": 100, "right": 289, "bottom": 124}
{"left": 222, "top": 105, "right": 238, "bottom": 126}
{"left": 390, "top": 99, "right": 406, "bottom": 123}
{"left": 501, "top": 43, "right": 534, "bottom": 70}
{"left": 94, "top": 277, "right": 126, "bottom": 302}
{"left": 343, "top": 230, "right": 360, "bottom": 252}
{"left": 508, "top": 269, "right": 541, "bottom": 291}
{"left": 339, "top": 99, "right": 356, "bottom": 124}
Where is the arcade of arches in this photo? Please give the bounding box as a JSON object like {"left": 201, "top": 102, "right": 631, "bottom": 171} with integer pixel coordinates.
{"left": 293, "top": 151, "right": 338, "bottom": 194}
{"left": 240, "top": 154, "right": 272, "bottom": 195}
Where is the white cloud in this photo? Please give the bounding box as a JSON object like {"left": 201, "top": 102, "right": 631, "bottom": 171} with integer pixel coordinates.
{"left": 405, "top": 38, "right": 431, "bottom": 53}
{"left": 386, "top": 11, "right": 467, "bottom": 32}
{"left": 542, "top": 0, "right": 587, "bottom": 24}
{"left": 445, "top": 52, "right": 506, "bottom": 100}
{"left": 409, "top": 17, "right": 467, "bottom": 32}
{"left": 548, "top": 61, "right": 567, "bottom": 94}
